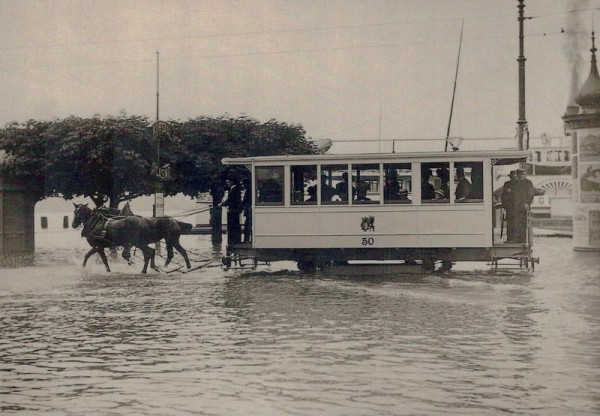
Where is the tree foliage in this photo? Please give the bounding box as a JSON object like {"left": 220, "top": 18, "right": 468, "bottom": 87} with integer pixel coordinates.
{"left": 0, "top": 114, "right": 317, "bottom": 207}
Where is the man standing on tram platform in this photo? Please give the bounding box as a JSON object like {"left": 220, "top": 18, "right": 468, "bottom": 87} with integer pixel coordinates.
{"left": 218, "top": 178, "right": 242, "bottom": 245}
{"left": 513, "top": 169, "right": 536, "bottom": 244}
{"left": 501, "top": 170, "right": 518, "bottom": 242}
{"left": 241, "top": 178, "right": 252, "bottom": 244}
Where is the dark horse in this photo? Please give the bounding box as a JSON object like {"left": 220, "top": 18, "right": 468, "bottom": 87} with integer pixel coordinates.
{"left": 72, "top": 204, "right": 192, "bottom": 273}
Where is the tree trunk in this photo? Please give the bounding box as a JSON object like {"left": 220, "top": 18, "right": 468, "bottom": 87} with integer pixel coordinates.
{"left": 210, "top": 186, "right": 223, "bottom": 244}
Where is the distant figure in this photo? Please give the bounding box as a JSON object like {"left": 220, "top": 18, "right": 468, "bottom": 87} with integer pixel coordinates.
{"left": 218, "top": 178, "right": 242, "bottom": 245}
{"left": 421, "top": 169, "right": 436, "bottom": 201}
{"left": 501, "top": 170, "right": 518, "bottom": 242}
{"left": 455, "top": 167, "right": 472, "bottom": 201}
{"left": 241, "top": 178, "right": 252, "bottom": 243}
{"left": 513, "top": 169, "right": 536, "bottom": 243}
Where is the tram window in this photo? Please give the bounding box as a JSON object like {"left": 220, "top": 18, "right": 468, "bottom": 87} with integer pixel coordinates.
{"left": 454, "top": 161, "right": 484, "bottom": 202}
{"left": 256, "top": 166, "right": 284, "bottom": 205}
{"left": 321, "top": 164, "right": 349, "bottom": 204}
{"left": 421, "top": 162, "right": 449, "bottom": 203}
{"left": 352, "top": 164, "right": 380, "bottom": 204}
{"left": 40, "top": 216, "right": 48, "bottom": 229}
{"left": 63, "top": 216, "right": 69, "bottom": 229}
{"left": 384, "top": 163, "right": 411, "bottom": 204}
{"left": 290, "top": 165, "right": 317, "bottom": 205}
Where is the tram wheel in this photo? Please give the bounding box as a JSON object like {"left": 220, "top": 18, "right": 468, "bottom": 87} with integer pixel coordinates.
{"left": 422, "top": 258, "right": 436, "bottom": 272}
{"left": 440, "top": 260, "right": 453, "bottom": 272}
{"left": 297, "top": 260, "right": 316, "bottom": 274}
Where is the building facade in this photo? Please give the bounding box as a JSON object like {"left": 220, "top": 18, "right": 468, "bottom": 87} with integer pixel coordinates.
{"left": 563, "top": 33, "right": 600, "bottom": 251}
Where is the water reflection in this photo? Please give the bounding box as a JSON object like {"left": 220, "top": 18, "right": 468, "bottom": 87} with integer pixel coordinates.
{"left": 0, "top": 236, "right": 599, "bottom": 415}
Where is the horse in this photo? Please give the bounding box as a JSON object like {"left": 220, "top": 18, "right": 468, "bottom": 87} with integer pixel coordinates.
{"left": 81, "top": 204, "right": 135, "bottom": 265}
{"left": 72, "top": 203, "right": 192, "bottom": 273}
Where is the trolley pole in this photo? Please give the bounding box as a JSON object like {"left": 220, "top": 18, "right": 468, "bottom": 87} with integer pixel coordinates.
{"left": 516, "top": 0, "right": 529, "bottom": 151}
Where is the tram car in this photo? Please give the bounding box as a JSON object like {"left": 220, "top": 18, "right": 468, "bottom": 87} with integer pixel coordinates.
{"left": 221, "top": 150, "right": 538, "bottom": 272}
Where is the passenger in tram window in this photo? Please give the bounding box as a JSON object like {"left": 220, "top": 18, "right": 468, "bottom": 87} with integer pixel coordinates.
{"left": 258, "top": 171, "right": 283, "bottom": 203}
{"left": 320, "top": 174, "right": 336, "bottom": 201}
{"left": 241, "top": 178, "right": 252, "bottom": 243}
{"left": 436, "top": 167, "right": 450, "bottom": 199}
{"left": 354, "top": 183, "right": 371, "bottom": 203}
{"left": 421, "top": 169, "right": 436, "bottom": 201}
{"left": 218, "top": 178, "right": 242, "bottom": 245}
{"left": 455, "top": 167, "right": 472, "bottom": 202}
{"left": 306, "top": 184, "right": 317, "bottom": 202}
{"left": 384, "top": 174, "right": 400, "bottom": 200}
{"left": 335, "top": 172, "right": 355, "bottom": 202}
{"left": 397, "top": 180, "right": 409, "bottom": 200}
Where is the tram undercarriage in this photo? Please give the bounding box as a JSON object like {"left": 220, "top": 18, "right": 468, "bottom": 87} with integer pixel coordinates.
{"left": 222, "top": 243, "right": 539, "bottom": 273}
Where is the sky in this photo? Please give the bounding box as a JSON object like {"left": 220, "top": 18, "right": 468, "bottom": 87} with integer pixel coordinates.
{"left": 0, "top": 0, "right": 599, "bottom": 154}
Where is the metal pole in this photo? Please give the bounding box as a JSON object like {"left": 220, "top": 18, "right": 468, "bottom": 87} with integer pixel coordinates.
{"left": 156, "top": 51, "right": 160, "bottom": 122}
{"left": 445, "top": 19, "right": 464, "bottom": 152}
{"left": 517, "top": 0, "right": 528, "bottom": 151}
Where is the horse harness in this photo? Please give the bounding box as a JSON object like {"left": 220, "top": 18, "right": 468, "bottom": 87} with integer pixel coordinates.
{"left": 81, "top": 212, "right": 119, "bottom": 247}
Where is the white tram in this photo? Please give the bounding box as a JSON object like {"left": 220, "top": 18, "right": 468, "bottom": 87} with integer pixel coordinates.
{"left": 221, "top": 150, "right": 539, "bottom": 272}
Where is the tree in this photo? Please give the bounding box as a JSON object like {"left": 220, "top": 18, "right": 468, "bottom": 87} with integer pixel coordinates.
{"left": 0, "top": 115, "right": 157, "bottom": 208}
{"left": 170, "top": 115, "right": 317, "bottom": 198}
{"left": 0, "top": 114, "right": 318, "bottom": 212}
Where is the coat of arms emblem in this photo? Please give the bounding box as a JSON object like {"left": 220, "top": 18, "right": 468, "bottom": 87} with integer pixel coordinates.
{"left": 361, "top": 216, "right": 375, "bottom": 232}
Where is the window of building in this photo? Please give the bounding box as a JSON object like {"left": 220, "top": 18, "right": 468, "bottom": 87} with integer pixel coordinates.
{"left": 63, "top": 216, "right": 69, "bottom": 229}
{"left": 290, "top": 165, "right": 318, "bottom": 205}
{"left": 453, "top": 161, "right": 484, "bottom": 202}
{"left": 255, "top": 166, "right": 284, "bottom": 206}
{"left": 321, "top": 164, "right": 349, "bottom": 205}
{"left": 421, "top": 162, "right": 449, "bottom": 203}
{"left": 351, "top": 163, "right": 380, "bottom": 204}
{"left": 41, "top": 216, "right": 48, "bottom": 229}
{"left": 383, "top": 163, "right": 412, "bottom": 204}
{"left": 564, "top": 150, "right": 570, "bottom": 162}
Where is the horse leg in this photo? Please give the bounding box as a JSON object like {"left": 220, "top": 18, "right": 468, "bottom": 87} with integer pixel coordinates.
{"left": 83, "top": 247, "right": 97, "bottom": 268}
{"left": 139, "top": 246, "right": 155, "bottom": 274}
{"left": 165, "top": 243, "right": 174, "bottom": 267}
{"left": 122, "top": 245, "right": 133, "bottom": 265}
{"left": 173, "top": 241, "right": 192, "bottom": 269}
{"left": 96, "top": 248, "right": 111, "bottom": 272}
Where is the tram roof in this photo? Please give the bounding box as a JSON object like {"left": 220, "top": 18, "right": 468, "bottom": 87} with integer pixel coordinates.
{"left": 222, "top": 149, "right": 530, "bottom": 166}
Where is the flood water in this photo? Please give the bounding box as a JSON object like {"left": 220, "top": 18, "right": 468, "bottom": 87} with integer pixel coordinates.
{"left": 1, "top": 233, "right": 599, "bottom": 415}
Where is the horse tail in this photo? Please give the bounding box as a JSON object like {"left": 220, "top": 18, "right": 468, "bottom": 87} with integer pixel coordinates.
{"left": 177, "top": 221, "right": 193, "bottom": 235}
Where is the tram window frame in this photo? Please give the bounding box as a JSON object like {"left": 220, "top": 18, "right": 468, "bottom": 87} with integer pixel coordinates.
{"left": 290, "top": 165, "right": 318, "bottom": 205}
{"left": 421, "top": 162, "right": 450, "bottom": 203}
{"left": 352, "top": 163, "right": 380, "bottom": 204}
{"left": 383, "top": 163, "right": 412, "bottom": 204}
{"left": 255, "top": 166, "right": 285, "bottom": 206}
{"left": 321, "top": 164, "right": 350, "bottom": 205}
{"left": 453, "top": 161, "right": 484, "bottom": 203}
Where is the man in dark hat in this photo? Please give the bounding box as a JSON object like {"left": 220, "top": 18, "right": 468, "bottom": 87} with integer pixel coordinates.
{"left": 218, "top": 177, "right": 242, "bottom": 245}
{"left": 501, "top": 170, "right": 518, "bottom": 242}
{"left": 513, "top": 168, "right": 536, "bottom": 243}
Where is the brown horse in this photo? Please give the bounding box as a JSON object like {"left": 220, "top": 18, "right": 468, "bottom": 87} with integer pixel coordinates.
{"left": 72, "top": 204, "right": 193, "bottom": 273}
